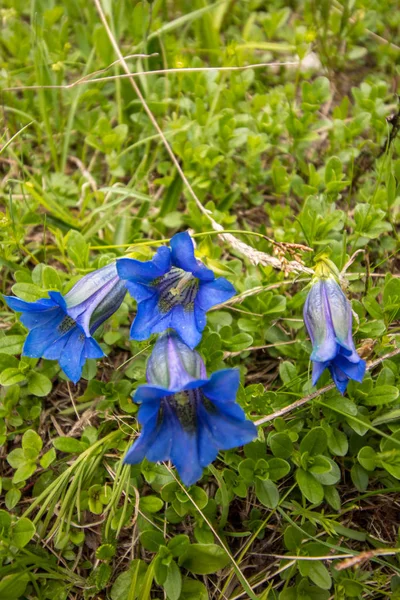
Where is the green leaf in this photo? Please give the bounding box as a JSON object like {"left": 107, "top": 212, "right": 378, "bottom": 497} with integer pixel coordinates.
{"left": 267, "top": 458, "right": 291, "bottom": 481}
{"left": 180, "top": 578, "right": 208, "bottom": 600}
{"left": 139, "top": 495, "right": 164, "bottom": 513}
{"left": 0, "top": 368, "right": 26, "bottom": 386}
{"left": 255, "top": 478, "right": 279, "bottom": 508}
{"left": 279, "top": 361, "right": 297, "bottom": 385}
{"left": 0, "top": 335, "right": 24, "bottom": 355}
{"left": 96, "top": 544, "right": 116, "bottom": 560}
{"left": 300, "top": 427, "right": 327, "bottom": 456}
{"left": 13, "top": 462, "right": 37, "bottom": 484}
{"left": 110, "top": 560, "right": 148, "bottom": 600}
{"left": 299, "top": 559, "right": 332, "bottom": 590}
{"left": 168, "top": 534, "right": 190, "bottom": 558}
{"left": 188, "top": 486, "right": 208, "bottom": 510}
{"left": 296, "top": 469, "right": 324, "bottom": 504}
{"left": 140, "top": 530, "right": 165, "bottom": 552}
{"left": 22, "top": 429, "right": 43, "bottom": 453}
{"left": 180, "top": 544, "right": 230, "bottom": 574}
{"left": 11, "top": 283, "right": 44, "bottom": 302}
{"left": 27, "top": 372, "right": 52, "bottom": 397}
{"left": 40, "top": 448, "right": 56, "bottom": 468}
{"left": 308, "top": 456, "right": 332, "bottom": 475}
{"left": 358, "top": 446, "right": 377, "bottom": 471}
{"left": 269, "top": 432, "right": 293, "bottom": 459}
{"left": 324, "top": 485, "right": 341, "bottom": 511}
{"left": 53, "top": 437, "right": 87, "bottom": 453}
{"left": 7, "top": 448, "right": 26, "bottom": 469}
{"left": 327, "top": 427, "right": 348, "bottom": 456}
{"left": 5, "top": 488, "right": 21, "bottom": 510}
{"left": 12, "top": 517, "right": 36, "bottom": 548}
{"left": 163, "top": 560, "right": 182, "bottom": 600}
{"left": 0, "top": 573, "right": 30, "bottom": 600}
{"left": 363, "top": 385, "right": 399, "bottom": 406}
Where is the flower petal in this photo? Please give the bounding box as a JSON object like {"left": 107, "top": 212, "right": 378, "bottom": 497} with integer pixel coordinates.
{"left": 170, "top": 305, "right": 202, "bottom": 349}
{"left": 170, "top": 424, "right": 203, "bottom": 486}
{"left": 196, "top": 278, "right": 236, "bottom": 312}
{"left": 22, "top": 311, "right": 68, "bottom": 357}
{"left": 333, "top": 354, "right": 366, "bottom": 382}
{"left": 197, "top": 402, "right": 257, "bottom": 450}
{"left": 201, "top": 369, "right": 240, "bottom": 405}
{"left": 311, "top": 361, "right": 329, "bottom": 386}
{"left": 329, "top": 365, "right": 349, "bottom": 395}
{"left": 304, "top": 280, "right": 337, "bottom": 362}
{"left": 134, "top": 384, "right": 172, "bottom": 404}
{"left": 58, "top": 329, "right": 87, "bottom": 384}
{"left": 146, "top": 332, "right": 207, "bottom": 389}
{"left": 129, "top": 296, "right": 166, "bottom": 340}
{"left": 125, "top": 281, "right": 155, "bottom": 303}
{"left": 324, "top": 278, "right": 356, "bottom": 354}
{"left": 170, "top": 232, "right": 214, "bottom": 282}
{"left": 84, "top": 337, "right": 105, "bottom": 359}
{"left": 124, "top": 421, "right": 159, "bottom": 464}
{"left": 117, "top": 246, "right": 171, "bottom": 283}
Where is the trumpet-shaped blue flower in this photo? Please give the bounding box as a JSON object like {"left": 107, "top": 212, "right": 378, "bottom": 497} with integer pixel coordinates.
{"left": 303, "top": 275, "right": 366, "bottom": 394}
{"left": 117, "top": 232, "right": 236, "bottom": 348}
{"left": 124, "top": 332, "right": 257, "bottom": 486}
{"left": 5, "top": 263, "right": 127, "bottom": 384}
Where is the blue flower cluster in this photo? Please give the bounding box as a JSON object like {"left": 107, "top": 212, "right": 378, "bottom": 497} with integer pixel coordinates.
{"left": 5, "top": 232, "right": 257, "bottom": 485}
{"left": 5, "top": 233, "right": 366, "bottom": 484}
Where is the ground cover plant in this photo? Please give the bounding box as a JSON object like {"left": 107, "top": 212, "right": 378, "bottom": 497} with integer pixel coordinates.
{"left": 1, "top": 0, "right": 400, "bottom": 598}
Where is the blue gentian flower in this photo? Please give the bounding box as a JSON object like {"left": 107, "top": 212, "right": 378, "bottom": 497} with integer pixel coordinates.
{"left": 124, "top": 332, "right": 257, "bottom": 486}
{"left": 303, "top": 275, "right": 366, "bottom": 394}
{"left": 4, "top": 263, "right": 127, "bottom": 384}
{"left": 116, "top": 232, "right": 236, "bottom": 348}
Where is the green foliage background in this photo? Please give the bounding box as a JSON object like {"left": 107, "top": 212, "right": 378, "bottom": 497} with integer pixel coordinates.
{"left": 1, "top": 0, "right": 400, "bottom": 598}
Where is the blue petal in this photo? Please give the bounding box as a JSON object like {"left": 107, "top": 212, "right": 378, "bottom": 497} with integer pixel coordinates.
{"left": 146, "top": 332, "right": 206, "bottom": 389}
{"left": 4, "top": 295, "right": 57, "bottom": 312}
{"left": 146, "top": 408, "right": 174, "bottom": 463}
{"left": 4, "top": 295, "right": 60, "bottom": 329}
{"left": 201, "top": 369, "right": 240, "bottom": 404}
{"left": 311, "top": 361, "right": 329, "bottom": 386}
{"left": 137, "top": 399, "right": 162, "bottom": 425}
{"left": 194, "top": 303, "right": 206, "bottom": 333}
{"left": 170, "top": 423, "right": 203, "bottom": 486}
{"left": 170, "top": 305, "right": 202, "bottom": 349}
{"left": 329, "top": 365, "right": 349, "bottom": 395}
{"left": 64, "top": 263, "right": 117, "bottom": 308}
{"left": 197, "top": 423, "right": 219, "bottom": 468}
{"left": 170, "top": 232, "right": 214, "bottom": 282}
{"left": 42, "top": 329, "right": 74, "bottom": 360}
{"left": 324, "top": 278, "right": 354, "bottom": 350}
{"left": 134, "top": 384, "right": 172, "bottom": 404}
{"left": 125, "top": 281, "right": 155, "bottom": 303}
{"left": 22, "top": 311, "right": 67, "bottom": 357}
{"left": 48, "top": 291, "right": 68, "bottom": 311}
{"left": 58, "top": 329, "right": 86, "bottom": 384}
{"left": 117, "top": 246, "right": 171, "bottom": 283}
{"left": 196, "top": 278, "right": 236, "bottom": 312}
{"left": 129, "top": 296, "right": 165, "bottom": 340}
{"left": 84, "top": 337, "right": 105, "bottom": 359}
{"left": 304, "top": 281, "right": 337, "bottom": 362}
{"left": 124, "top": 421, "right": 159, "bottom": 465}
{"left": 197, "top": 402, "right": 257, "bottom": 450}
{"left": 333, "top": 355, "right": 366, "bottom": 382}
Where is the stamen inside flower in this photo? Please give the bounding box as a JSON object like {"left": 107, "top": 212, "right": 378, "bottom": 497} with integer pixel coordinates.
{"left": 165, "top": 389, "right": 201, "bottom": 433}
{"left": 154, "top": 267, "right": 199, "bottom": 313}
{"left": 58, "top": 315, "right": 76, "bottom": 334}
